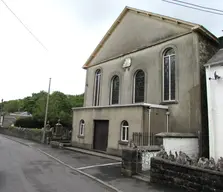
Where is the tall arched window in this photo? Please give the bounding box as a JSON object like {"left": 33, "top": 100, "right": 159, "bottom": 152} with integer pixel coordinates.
{"left": 163, "top": 48, "right": 176, "bottom": 101}
{"left": 134, "top": 70, "right": 145, "bottom": 103}
{"left": 121, "top": 121, "right": 129, "bottom": 142}
{"left": 110, "top": 75, "right": 120, "bottom": 105}
{"left": 79, "top": 119, "right": 85, "bottom": 136}
{"left": 94, "top": 69, "right": 101, "bottom": 106}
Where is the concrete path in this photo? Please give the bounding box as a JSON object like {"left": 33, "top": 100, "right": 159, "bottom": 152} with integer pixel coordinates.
{"left": 1, "top": 134, "right": 186, "bottom": 192}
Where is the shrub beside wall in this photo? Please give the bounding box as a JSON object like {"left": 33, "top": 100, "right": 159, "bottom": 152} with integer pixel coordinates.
{"left": 151, "top": 157, "right": 223, "bottom": 192}
{"left": 0, "top": 127, "right": 43, "bottom": 143}
{"left": 14, "top": 117, "right": 44, "bottom": 128}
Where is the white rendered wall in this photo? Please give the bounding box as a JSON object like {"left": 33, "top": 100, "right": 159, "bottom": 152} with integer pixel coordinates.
{"left": 163, "top": 137, "right": 199, "bottom": 158}
{"left": 206, "top": 65, "right": 223, "bottom": 160}
{"left": 141, "top": 151, "right": 159, "bottom": 171}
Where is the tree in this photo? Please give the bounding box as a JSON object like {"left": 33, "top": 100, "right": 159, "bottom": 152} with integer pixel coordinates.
{"left": 4, "top": 91, "right": 84, "bottom": 128}
{"left": 48, "top": 91, "right": 72, "bottom": 126}
{"left": 31, "top": 92, "right": 47, "bottom": 122}
{"left": 3, "top": 100, "right": 22, "bottom": 113}
{"left": 67, "top": 93, "right": 84, "bottom": 108}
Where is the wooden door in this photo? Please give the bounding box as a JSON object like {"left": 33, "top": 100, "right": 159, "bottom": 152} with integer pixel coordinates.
{"left": 93, "top": 120, "right": 109, "bottom": 152}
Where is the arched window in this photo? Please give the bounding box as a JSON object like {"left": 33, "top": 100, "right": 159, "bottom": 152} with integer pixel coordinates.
{"left": 163, "top": 48, "right": 176, "bottom": 101}
{"left": 134, "top": 70, "right": 145, "bottom": 103}
{"left": 110, "top": 75, "right": 120, "bottom": 105}
{"left": 79, "top": 120, "right": 85, "bottom": 136}
{"left": 121, "top": 121, "right": 129, "bottom": 142}
{"left": 94, "top": 69, "right": 101, "bottom": 106}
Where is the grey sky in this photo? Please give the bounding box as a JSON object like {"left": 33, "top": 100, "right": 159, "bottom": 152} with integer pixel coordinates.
{"left": 0, "top": 0, "right": 222, "bottom": 101}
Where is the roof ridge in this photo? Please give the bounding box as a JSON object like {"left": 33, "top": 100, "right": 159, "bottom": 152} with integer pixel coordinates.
{"left": 125, "top": 6, "right": 200, "bottom": 27}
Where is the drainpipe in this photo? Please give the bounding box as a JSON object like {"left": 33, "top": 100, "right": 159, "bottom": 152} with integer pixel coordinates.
{"left": 148, "top": 107, "right": 151, "bottom": 145}
{"left": 166, "top": 111, "right": 170, "bottom": 132}
{"left": 208, "top": 65, "right": 215, "bottom": 159}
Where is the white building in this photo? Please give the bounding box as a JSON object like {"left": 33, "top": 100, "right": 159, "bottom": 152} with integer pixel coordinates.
{"left": 205, "top": 48, "right": 223, "bottom": 160}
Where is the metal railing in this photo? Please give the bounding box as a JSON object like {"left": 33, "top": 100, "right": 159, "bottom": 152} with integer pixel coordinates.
{"left": 132, "top": 132, "right": 156, "bottom": 146}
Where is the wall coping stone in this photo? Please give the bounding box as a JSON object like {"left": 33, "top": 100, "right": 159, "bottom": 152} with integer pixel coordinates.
{"left": 137, "top": 145, "right": 161, "bottom": 152}
{"left": 72, "top": 102, "right": 168, "bottom": 110}
{"left": 152, "top": 157, "right": 223, "bottom": 176}
{"left": 155, "top": 132, "right": 198, "bottom": 138}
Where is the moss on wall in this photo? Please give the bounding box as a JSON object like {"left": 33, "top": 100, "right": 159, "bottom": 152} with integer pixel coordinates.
{"left": 151, "top": 157, "right": 223, "bottom": 191}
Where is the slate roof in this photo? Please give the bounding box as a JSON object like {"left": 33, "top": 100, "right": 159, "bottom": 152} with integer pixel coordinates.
{"left": 205, "top": 49, "right": 223, "bottom": 66}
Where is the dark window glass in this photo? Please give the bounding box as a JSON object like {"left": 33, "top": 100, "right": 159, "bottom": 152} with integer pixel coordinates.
{"left": 123, "top": 121, "right": 128, "bottom": 126}
{"left": 121, "top": 121, "right": 129, "bottom": 141}
{"left": 111, "top": 76, "right": 119, "bottom": 104}
{"left": 163, "top": 48, "right": 176, "bottom": 101}
{"left": 170, "top": 55, "right": 176, "bottom": 100}
{"left": 126, "top": 127, "right": 129, "bottom": 141}
{"left": 79, "top": 120, "right": 85, "bottom": 136}
{"left": 164, "top": 57, "right": 169, "bottom": 101}
{"left": 122, "top": 127, "right": 126, "bottom": 141}
{"left": 94, "top": 69, "right": 101, "bottom": 106}
{"left": 134, "top": 70, "right": 145, "bottom": 103}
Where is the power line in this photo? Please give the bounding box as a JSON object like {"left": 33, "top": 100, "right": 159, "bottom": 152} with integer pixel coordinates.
{"left": 0, "top": 0, "right": 48, "bottom": 51}
{"left": 172, "top": 0, "right": 223, "bottom": 13}
{"left": 162, "top": 0, "right": 223, "bottom": 16}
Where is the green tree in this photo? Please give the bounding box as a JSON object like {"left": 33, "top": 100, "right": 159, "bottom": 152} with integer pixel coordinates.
{"left": 3, "top": 100, "right": 21, "bottom": 113}
{"left": 5, "top": 91, "right": 84, "bottom": 128}
{"left": 68, "top": 93, "right": 84, "bottom": 108}
{"left": 47, "top": 91, "right": 72, "bottom": 126}
{"left": 32, "top": 92, "right": 47, "bottom": 122}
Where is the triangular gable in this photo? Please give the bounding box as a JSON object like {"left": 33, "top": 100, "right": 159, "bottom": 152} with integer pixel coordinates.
{"left": 83, "top": 6, "right": 218, "bottom": 69}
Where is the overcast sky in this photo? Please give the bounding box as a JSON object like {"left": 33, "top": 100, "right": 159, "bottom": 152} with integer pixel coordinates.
{"left": 0, "top": 0, "right": 222, "bottom": 101}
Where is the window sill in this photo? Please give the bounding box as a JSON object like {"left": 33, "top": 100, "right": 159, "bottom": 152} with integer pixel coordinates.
{"left": 160, "top": 100, "right": 178, "bottom": 105}
{"left": 118, "top": 140, "right": 128, "bottom": 145}
{"left": 77, "top": 135, "right": 84, "bottom": 139}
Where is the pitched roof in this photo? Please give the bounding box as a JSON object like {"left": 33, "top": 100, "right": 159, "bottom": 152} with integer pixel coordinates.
{"left": 83, "top": 6, "right": 219, "bottom": 69}
{"left": 205, "top": 49, "right": 223, "bottom": 67}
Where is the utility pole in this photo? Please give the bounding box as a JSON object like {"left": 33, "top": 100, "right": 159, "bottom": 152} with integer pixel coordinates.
{"left": 42, "top": 78, "right": 51, "bottom": 143}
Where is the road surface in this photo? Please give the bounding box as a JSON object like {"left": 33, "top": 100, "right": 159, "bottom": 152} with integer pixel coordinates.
{"left": 0, "top": 136, "right": 111, "bottom": 192}
{"left": 0, "top": 135, "right": 186, "bottom": 192}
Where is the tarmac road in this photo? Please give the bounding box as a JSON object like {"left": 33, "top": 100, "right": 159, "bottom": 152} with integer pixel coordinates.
{"left": 0, "top": 135, "right": 186, "bottom": 192}
{"left": 0, "top": 135, "right": 111, "bottom": 192}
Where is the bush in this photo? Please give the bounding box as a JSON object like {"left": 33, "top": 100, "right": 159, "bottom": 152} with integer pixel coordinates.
{"left": 14, "top": 117, "right": 44, "bottom": 128}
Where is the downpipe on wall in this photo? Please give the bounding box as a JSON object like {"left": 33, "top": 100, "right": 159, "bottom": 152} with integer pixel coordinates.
{"left": 148, "top": 107, "right": 151, "bottom": 145}
{"left": 166, "top": 111, "right": 170, "bottom": 132}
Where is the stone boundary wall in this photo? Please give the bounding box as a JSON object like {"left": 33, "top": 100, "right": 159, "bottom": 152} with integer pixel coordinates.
{"left": 151, "top": 157, "right": 223, "bottom": 191}
{"left": 121, "top": 146, "right": 160, "bottom": 176}
{"left": 0, "top": 127, "right": 42, "bottom": 143}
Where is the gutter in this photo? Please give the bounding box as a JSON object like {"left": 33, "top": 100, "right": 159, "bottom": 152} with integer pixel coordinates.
{"left": 204, "top": 60, "right": 223, "bottom": 67}
{"left": 72, "top": 103, "right": 168, "bottom": 110}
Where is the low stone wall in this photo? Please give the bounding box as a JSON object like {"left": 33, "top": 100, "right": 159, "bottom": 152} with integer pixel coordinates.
{"left": 121, "top": 148, "right": 141, "bottom": 177}
{"left": 151, "top": 157, "right": 223, "bottom": 191}
{"left": 0, "top": 127, "right": 43, "bottom": 143}
{"left": 139, "top": 146, "right": 160, "bottom": 171}
{"left": 121, "top": 146, "right": 160, "bottom": 176}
